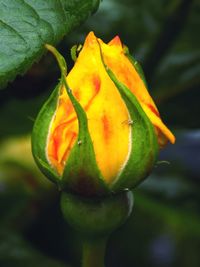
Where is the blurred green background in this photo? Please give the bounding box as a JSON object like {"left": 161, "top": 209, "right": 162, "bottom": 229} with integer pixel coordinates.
{"left": 0, "top": 0, "right": 200, "bottom": 266}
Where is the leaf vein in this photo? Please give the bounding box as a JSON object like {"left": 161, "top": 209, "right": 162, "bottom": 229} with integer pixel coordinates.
{"left": 0, "top": 19, "right": 27, "bottom": 44}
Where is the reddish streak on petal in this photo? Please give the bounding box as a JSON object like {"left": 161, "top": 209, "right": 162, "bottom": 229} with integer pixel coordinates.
{"left": 147, "top": 103, "right": 160, "bottom": 117}
{"left": 93, "top": 74, "right": 101, "bottom": 92}
{"left": 74, "top": 90, "right": 80, "bottom": 101}
{"left": 61, "top": 131, "right": 77, "bottom": 164}
{"left": 59, "top": 95, "right": 74, "bottom": 116}
{"left": 102, "top": 114, "right": 110, "bottom": 142}
{"left": 51, "top": 123, "right": 67, "bottom": 161}
{"left": 63, "top": 117, "right": 77, "bottom": 126}
{"left": 84, "top": 75, "right": 101, "bottom": 111}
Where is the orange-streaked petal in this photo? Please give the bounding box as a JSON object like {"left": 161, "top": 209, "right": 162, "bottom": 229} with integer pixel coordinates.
{"left": 98, "top": 34, "right": 175, "bottom": 145}
{"left": 47, "top": 87, "right": 78, "bottom": 175}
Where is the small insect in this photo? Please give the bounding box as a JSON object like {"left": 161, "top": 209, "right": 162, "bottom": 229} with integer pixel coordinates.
{"left": 77, "top": 140, "right": 82, "bottom": 145}
{"left": 67, "top": 88, "right": 72, "bottom": 94}
{"left": 121, "top": 119, "right": 136, "bottom": 125}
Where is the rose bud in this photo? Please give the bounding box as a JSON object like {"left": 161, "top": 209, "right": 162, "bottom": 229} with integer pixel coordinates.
{"left": 32, "top": 32, "right": 175, "bottom": 197}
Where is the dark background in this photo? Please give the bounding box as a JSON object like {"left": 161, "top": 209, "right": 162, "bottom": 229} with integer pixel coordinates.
{"left": 0, "top": 0, "right": 200, "bottom": 266}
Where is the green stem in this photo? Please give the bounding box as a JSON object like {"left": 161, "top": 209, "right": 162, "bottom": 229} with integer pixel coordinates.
{"left": 82, "top": 238, "right": 107, "bottom": 267}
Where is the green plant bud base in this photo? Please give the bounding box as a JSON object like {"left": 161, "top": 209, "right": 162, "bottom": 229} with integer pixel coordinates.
{"left": 61, "top": 190, "right": 134, "bottom": 238}
{"left": 61, "top": 190, "right": 133, "bottom": 267}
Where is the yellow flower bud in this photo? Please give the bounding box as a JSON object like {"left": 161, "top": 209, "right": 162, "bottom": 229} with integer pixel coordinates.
{"left": 32, "top": 32, "right": 175, "bottom": 196}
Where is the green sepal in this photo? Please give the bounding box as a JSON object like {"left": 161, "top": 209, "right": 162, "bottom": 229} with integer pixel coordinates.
{"left": 45, "top": 45, "right": 109, "bottom": 196}
{"left": 99, "top": 43, "right": 159, "bottom": 191}
{"left": 110, "top": 73, "right": 158, "bottom": 190}
{"left": 31, "top": 82, "right": 61, "bottom": 185}
{"left": 61, "top": 190, "right": 133, "bottom": 238}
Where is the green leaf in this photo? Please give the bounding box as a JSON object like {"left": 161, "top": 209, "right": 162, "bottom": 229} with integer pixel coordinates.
{"left": 0, "top": 0, "right": 100, "bottom": 88}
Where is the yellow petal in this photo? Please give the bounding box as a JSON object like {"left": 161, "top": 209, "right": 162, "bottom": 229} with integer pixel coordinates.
{"left": 47, "top": 32, "right": 132, "bottom": 183}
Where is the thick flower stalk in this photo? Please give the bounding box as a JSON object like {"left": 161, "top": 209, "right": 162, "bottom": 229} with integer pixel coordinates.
{"left": 31, "top": 32, "right": 175, "bottom": 267}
